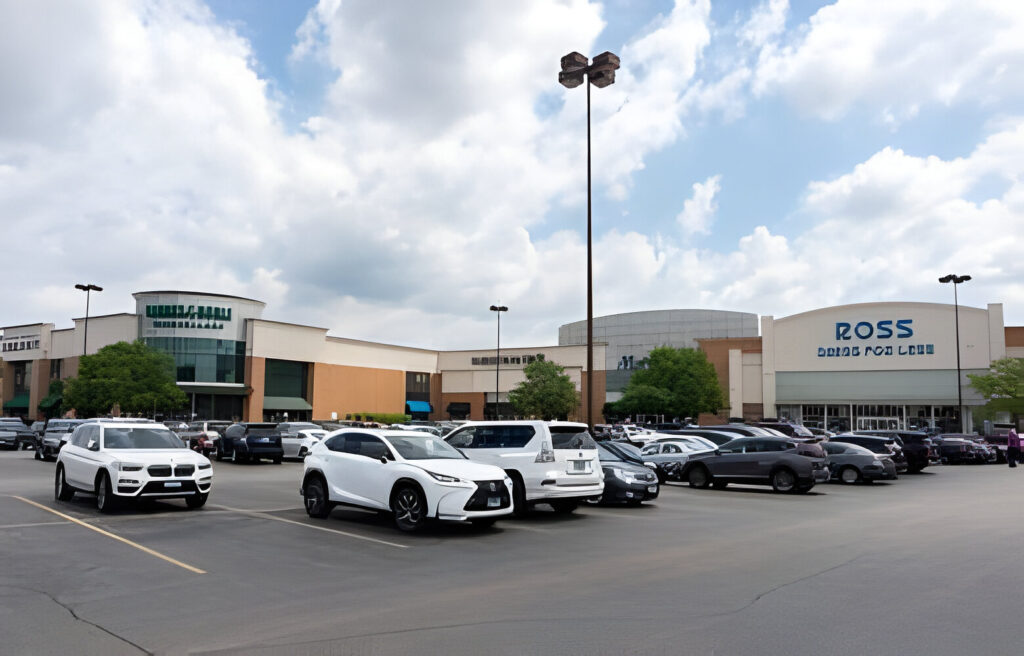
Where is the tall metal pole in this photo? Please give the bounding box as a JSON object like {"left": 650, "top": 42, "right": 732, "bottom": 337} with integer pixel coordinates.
{"left": 953, "top": 282, "right": 962, "bottom": 432}
{"left": 83, "top": 288, "right": 91, "bottom": 356}
{"left": 495, "top": 310, "right": 501, "bottom": 420}
{"left": 586, "top": 78, "right": 593, "bottom": 431}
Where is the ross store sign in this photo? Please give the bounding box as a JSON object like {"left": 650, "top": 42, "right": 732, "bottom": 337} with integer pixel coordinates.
{"left": 146, "top": 304, "right": 232, "bottom": 330}
{"left": 819, "top": 319, "right": 935, "bottom": 359}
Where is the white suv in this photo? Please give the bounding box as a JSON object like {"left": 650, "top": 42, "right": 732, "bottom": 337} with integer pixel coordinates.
{"left": 301, "top": 429, "right": 514, "bottom": 532}
{"left": 55, "top": 420, "right": 213, "bottom": 512}
{"left": 444, "top": 421, "right": 603, "bottom": 515}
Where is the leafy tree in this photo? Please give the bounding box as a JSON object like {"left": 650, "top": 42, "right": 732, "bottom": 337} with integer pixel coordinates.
{"left": 508, "top": 358, "right": 579, "bottom": 420}
{"left": 63, "top": 341, "right": 187, "bottom": 417}
{"left": 37, "top": 379, "right": 65, "bottom": 418}
{"left": 615, "top": 346, "right": 723, "bottom": 419}
{"left": 969, "top": 357, "right": 1024, "bottom": 421}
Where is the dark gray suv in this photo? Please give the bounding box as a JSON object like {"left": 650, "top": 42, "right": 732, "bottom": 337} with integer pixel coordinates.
{"left": 682, "top": 437, "right": 829, "bottom": 494}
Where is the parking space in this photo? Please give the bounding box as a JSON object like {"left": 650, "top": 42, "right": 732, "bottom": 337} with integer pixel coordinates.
{"left": 2, "top": 450, "right": 1022, "bottom": 655}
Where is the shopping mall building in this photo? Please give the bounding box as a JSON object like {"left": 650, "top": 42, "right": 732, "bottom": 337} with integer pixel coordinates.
{"left": 2, "top": 291, "right": 1020, "bottom": 432}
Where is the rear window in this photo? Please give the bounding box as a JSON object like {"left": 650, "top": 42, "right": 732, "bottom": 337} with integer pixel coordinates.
{"left": 447, "top": 425, "right": 536, "bottom": 449}
{"left": 549, "top": 427, "right": 596, "bottom": 450}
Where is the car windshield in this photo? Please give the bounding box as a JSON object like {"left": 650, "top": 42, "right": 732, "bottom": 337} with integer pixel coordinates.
{"left": 103, "top": 427, "right": 185, "bottom": 449}
{"left": 388, "top": 435, "right": 465, "bottom": 460}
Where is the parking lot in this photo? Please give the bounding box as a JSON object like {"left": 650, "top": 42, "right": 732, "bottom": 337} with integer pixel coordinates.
{"left": 1, "top": 451, "right": 1021, "bottom": 656}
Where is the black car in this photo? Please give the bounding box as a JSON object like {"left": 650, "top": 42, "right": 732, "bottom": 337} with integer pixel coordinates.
{"left": 829, "top": 434, "right": 909, "bottom": 473}
{"left": 682, "top": 437, "right": 830, "bottom": 494}
{"left": 36, "top": 419, "right": 89, "bottom": 461}
{"left": 821, "top": 441, "right": 898, "bottom": 483}
{"left": 854, "top": 430, "right": 931, "bottom": 473}
{"left": 932, "top": 437, "right": 984, "bottom": 465}
{"left": 0, "top": 418, "right": 37, "bottom": 450}
{"left": 217, "top": 423, "right": 284, "bottom": 464}
{"left": 594, "top": 442, "right": 659, "bottom": 505}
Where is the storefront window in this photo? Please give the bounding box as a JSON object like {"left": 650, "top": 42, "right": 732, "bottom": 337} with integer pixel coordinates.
{"left": 144, "top": 338, "right": 245, "bottom": 384}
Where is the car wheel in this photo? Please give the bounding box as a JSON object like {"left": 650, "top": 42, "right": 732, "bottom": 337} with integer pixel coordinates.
{"left": 509, "top": 473, "right": 529, "bottom": 517}
{"left": 215, "top": 449, "right": 223, "bottom": 462}
{"left": 839, "top": 466, "right": 860, "bottom": 485}
{"left": 549, "top": 500, "right": 579, "bottom": 514}
{"left": 272, "top": 456, "right": 282, "bottom": 465}
{"left": 770, "top": 468, "right": 797, "bottom": 493}
{"left": 35, "top": 446, "right": 43, "bottom": 461}
{"left": 392, "top": 484, "right": 427, "bottom": 532}
{"left": 304, "top": 477, "right": 332, "bottom": 519}
{"left": 712, "top": 481, "right": 729, "bottom": 490}
{"left": 470, "top": 517, "right": 498, "bottom": 528}
{"left": 687, "top": 465, "right": 711, "bottom": 489}
{"left": 186, "top": 493, "right": 208, "bottom": 509}
{"left": 54, "top": 465, "right": 74, "bottom": 502}
{"left": 656, "top": 470, "right": 667, "bottom": 485}
{"left": 96, "top": 472, "right": 118, "bottom": 513}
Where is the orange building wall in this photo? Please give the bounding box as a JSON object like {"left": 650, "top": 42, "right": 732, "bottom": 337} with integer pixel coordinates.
{"left": 697, "top": 337, "right": 763, "bottom": 414}
{"left": 244, "top": 356, "right": 265, "bottom": 422}
{"left": 1006, "top": 326, "right": 1024, "bottom": 348}
{"left": 439, "top": 392, "right": 486, "bottom": 420}
{"left": 311, "top": 362, "right": 406, "bottom": 420}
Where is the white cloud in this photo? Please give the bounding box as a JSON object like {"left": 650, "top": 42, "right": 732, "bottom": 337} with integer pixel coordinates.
{"left": 740, "top": 0, "right": 788, "bottom": 48}
{"left": 753, "top": 0, "right": 1024, "bottom": 122}
{"left": 676, "top": 175, "right": 722, "bottom": 235}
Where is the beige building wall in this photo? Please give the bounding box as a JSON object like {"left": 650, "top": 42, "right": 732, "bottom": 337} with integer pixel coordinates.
{"left": 70, "top": 314, "right": 138, "bottom": 356}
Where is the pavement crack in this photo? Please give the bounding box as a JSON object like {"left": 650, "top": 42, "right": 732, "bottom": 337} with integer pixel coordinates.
{"left": 1, "top": 584, "right": 152, "bottom": 655}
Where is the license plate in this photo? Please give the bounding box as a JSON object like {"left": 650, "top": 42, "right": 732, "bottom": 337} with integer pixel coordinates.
{"left": 165, "top": 481, "right": 182, "bottom": 488}
{"left": 487, "top": 497, "right": 501, "bottom": 508}
{"left": 647, "top": 485, "right": 658, "bottom": 493}
{"left": 571, "top": 461, "right": 587, "bottom": 472}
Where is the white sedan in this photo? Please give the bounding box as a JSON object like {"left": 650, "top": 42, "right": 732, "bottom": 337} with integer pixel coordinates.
{"left": 56, "top": 420, "right": 213, "bottom": 512}
{"left": 282, "top": 428, "right": 327, "bottom": 459}
{"left": 301, "top": 429, "right": 514, "bottom": 531}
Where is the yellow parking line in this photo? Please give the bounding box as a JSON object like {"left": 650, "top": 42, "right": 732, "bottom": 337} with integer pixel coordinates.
{"left": 12, "top": 496, "right": 206, "bottom": 575}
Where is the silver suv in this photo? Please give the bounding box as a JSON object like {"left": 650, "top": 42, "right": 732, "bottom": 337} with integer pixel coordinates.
{"left": 444, "top": 421, "right": 603, "bottom": 515}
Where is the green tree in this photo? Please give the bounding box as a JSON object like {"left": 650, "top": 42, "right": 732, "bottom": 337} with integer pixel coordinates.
{"left": 37, "top": 379, "right": 65, "bottom": 418}
{"left": 63, "top": 341, "right": 187, "bottom": 417}
{"left": 616, "top": 346, "right": 723, "bottom": 419}
{"left": 969, "top": 357, "right": 1024, "bottom": 421}
{"left": 508, "top": 358, "right": 579, "bottom": 420}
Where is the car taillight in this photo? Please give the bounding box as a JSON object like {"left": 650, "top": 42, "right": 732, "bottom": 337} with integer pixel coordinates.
{"left": 535, "top": 441, "right": 555, "bottom": 463}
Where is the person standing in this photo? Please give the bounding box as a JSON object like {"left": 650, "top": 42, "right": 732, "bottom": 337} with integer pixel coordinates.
{"left": 1008, "top": 428, "right": 1020, "bottom": 468}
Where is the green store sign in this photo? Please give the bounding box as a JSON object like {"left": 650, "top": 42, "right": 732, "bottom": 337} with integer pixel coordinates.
{"left": 146, "top": 304, "right": 231, "bottom": 330}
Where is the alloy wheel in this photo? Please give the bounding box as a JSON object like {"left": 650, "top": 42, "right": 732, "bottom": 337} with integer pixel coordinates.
{"left": 394, "top": 487, "right": 424, "bottom": 530}
{"left": 772, "top": 469, "right": 796, "bottom": 493}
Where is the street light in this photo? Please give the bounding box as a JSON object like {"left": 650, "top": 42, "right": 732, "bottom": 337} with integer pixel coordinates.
{"left": 74, "top": 283, "right": 103, "bottom": 356}
{"left": 559, "top": 50, "right": 620, "bottom": 430}
{"left": 938, "top": 274, "right": 971, "bottom": 431}
{"left": 489, "top": 305, "right": 508, "bottom": 420}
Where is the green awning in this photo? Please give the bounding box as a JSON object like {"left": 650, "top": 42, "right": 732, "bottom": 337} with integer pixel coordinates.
{"left": 262, "top": 396, "right": 313, "bottom": 411}
{"left": 177, "top": 384, "right": 249, "bottom": 396}
{"left": 3, "top": 394, "right": 29, "bottom": 410}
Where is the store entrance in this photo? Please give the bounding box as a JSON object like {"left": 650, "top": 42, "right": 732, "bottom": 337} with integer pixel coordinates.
{"left": 855, "top": 416, "right": 901, "bottom": 431}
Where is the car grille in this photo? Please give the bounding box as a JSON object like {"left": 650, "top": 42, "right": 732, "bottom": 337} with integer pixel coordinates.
{"left": 174, "top": 465, "right": 195, "bottom": 476}
{"left": 148, "top": 465, "right": 172, "bottom": 477}
{"left": 463, "top": 480, "right": 510, "bottom": 511}
{"left": 140, "top": 480, "right": 199, "bottom": 495}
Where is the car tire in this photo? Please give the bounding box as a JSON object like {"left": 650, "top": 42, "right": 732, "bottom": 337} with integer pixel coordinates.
{"left": 215, "top": 449, "right": 223, "bottom": 462}
{"left": 96, "top": 472, "right": 118, "bottom": 513}
{"left": 304, "top": 477, "right": 333, "bottom": 519}
{"left": 470, "top": 517, "right": 498, "bottom": 528}
{"left": 392, "top": 484, "right": 427, "bottom": 532}
{"left": 186, "top": 493, "right": 208, "bottom": 509}
{"left": 839, "top": 466, "right": 860, "bottom": 485}
{"left": 272, "top": 456, "right": 282, "bottom": 465}
{"left": 54, "top": 465, "right": 75, "bottom": 502}
{"left": 770, "top": 468, "right": 797, "bottom": 493}
{"left": 35, "top": 446, "right": 43, "bottom": 461}
{"left": 796, "top": 484, "right": 814, "bottom": 494}
{"left": 549, "top": 500, "right": 579, "bottom": 514}
{"left": 712, "top": 481, "right": 729, "bottom": 490}
{"left": 656, "top": 470, "right": 667, "bottom": 485}
{"left": 509, "top": 473, "right": 529, "bottom": 517}
{"left": 687, "top": 465, "right": 711, "bottom": 489}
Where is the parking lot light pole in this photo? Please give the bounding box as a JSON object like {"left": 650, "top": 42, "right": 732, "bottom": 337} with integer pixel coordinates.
{"left": 74, "top": 283, "right": 103, "bottom": 356}
{"left": 559, "top": 50, "right": 620, "bottom": 431}
{"left": 490, "top": 305, "right": 508, "bottom": 419}
{"left": 938, "top": 274, "right": 971, "bottom": 432}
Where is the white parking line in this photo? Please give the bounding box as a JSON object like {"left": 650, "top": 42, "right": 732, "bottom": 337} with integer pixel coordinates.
{"left": 211, "top": 505, "right": 410, "bottom": 549}
{"left": 498, "top": 522, "right": 552, "bottom": 533}
{"left": 0, "top": 521, "right": 71, "bottom": 529}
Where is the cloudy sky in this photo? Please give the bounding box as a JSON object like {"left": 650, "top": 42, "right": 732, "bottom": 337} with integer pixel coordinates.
{"left": 1, "top": 0, "right": 1021, "bottom": 349}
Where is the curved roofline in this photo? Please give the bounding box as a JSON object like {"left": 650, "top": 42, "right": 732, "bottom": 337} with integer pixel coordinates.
{"left": 775, "top": 301, "right": 987, "bottom": 323}
{"left": 559, "top": 308, "right": 757, "bottom": 329}
{"left": 132, "top": 290, "right": 265, "bottom": 306}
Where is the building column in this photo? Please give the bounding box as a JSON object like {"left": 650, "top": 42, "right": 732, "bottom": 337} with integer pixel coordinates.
{"left": 728, "top": 349, "right": 742, "bottom": 419}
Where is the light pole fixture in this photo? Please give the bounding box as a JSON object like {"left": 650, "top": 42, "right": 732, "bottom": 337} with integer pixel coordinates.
{"left": 74, "top": 283, "right": 103, "bottom": 356}
{"left": 938, "top": 274, "right": 971, "bottom": 432}
{"left": 559, "top": 50, "right": 620, "bottom": 431}
{"left": 489, "top": 305, "right": 508, "bottom": 420}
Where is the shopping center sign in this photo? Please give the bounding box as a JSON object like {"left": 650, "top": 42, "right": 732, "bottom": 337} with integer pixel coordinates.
{"left": 818, "top": 319, "right": 935, "bottom": 359}
{"left": 145, "top": 304, "right": 231, "bottom": 329}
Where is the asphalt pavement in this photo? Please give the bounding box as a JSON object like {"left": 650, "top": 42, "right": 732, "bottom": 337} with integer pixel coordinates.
{"left": 1, "top": 450, "right": 1022, "bottom": 656}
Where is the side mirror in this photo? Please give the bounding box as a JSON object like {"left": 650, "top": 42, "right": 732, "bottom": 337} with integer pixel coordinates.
{"left": 87, "top": 439, "right": 99, "bottom": 452}
{"left": 379, "top": 455, "right": 388, "bottom": 464}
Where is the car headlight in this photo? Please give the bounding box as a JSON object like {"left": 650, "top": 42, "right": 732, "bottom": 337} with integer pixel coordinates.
{"left": 871, "top": 459, "right": 882, "bottom": 466}
{"left": 117, "top": 463, "right": 144, "bottom": 472}
{"left": 426, "top": 471, "right": 463, "bottom": 483}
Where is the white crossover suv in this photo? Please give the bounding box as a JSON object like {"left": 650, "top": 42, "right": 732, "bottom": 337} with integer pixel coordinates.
{"left": 444, "top": 421, "right": 604, "bottom": 515}
{"left": 301, "top": 429, "right": 514, "bottom": 532}
{"left": 55, "top": 420, "right": 213, "bottom": 512}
